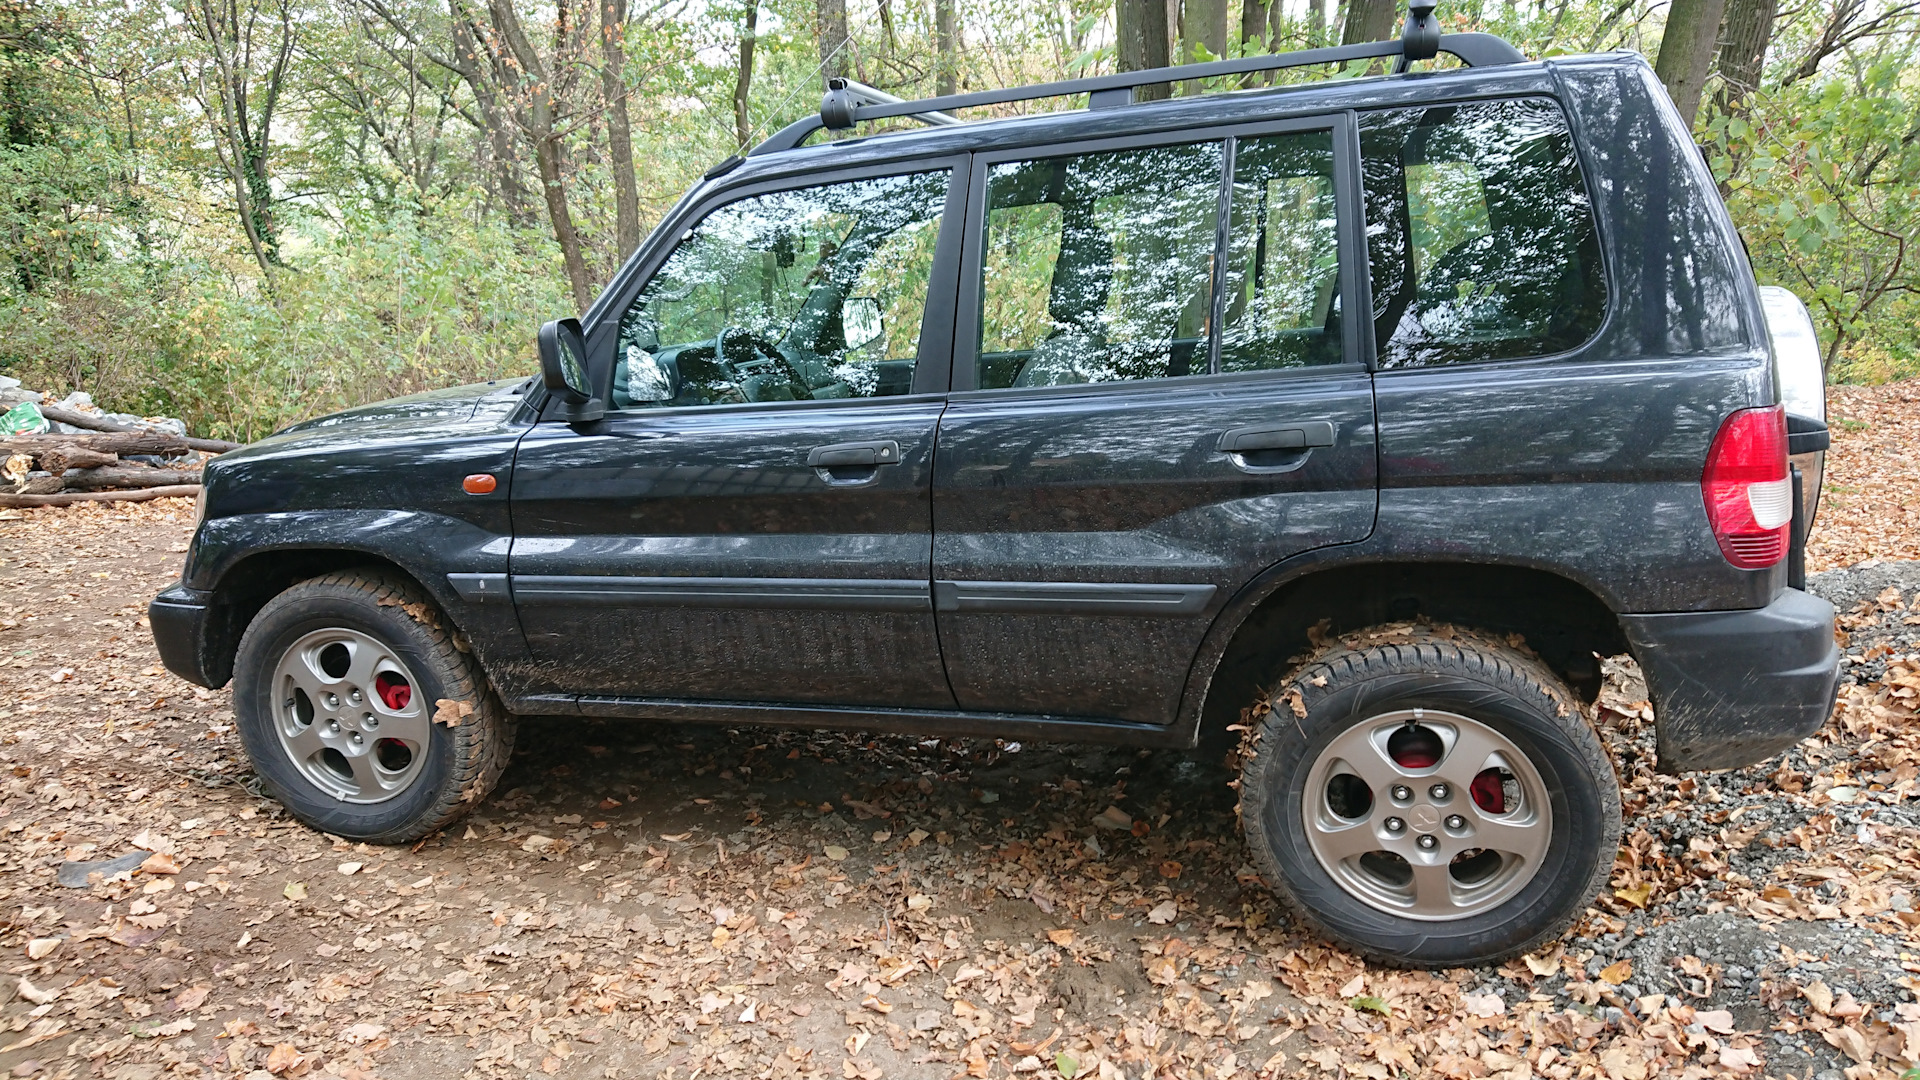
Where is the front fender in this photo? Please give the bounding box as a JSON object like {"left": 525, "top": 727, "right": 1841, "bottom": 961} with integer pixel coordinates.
{"left": 182, "top": 509, "right": 531, "bottom": 693}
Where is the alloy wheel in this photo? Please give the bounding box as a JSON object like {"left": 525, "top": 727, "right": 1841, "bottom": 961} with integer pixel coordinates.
{"left": 270, "top": 627, "right": 431, "bottom": 804}
{"left": 1301, "top": 709, "right": 1552, "bottom": 919}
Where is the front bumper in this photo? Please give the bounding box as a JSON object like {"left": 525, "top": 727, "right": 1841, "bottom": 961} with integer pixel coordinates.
{"left": 1621, "top": 587, "right": 1839, "bottom": 772}
{"left": 150, "top": 585, "right": 224, "bottom": 688}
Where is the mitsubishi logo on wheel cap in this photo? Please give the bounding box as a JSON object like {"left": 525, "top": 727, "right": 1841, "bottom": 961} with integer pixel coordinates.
{"left": 1410, "top": 805, "right": 1441, "bottom": 830}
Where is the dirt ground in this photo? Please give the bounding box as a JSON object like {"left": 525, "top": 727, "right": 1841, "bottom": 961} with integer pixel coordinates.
{"left": 2, "top": 383, "right": 1919, "bottom": 1080}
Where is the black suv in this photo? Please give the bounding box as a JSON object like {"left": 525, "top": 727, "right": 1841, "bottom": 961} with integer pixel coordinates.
{"left": 150, "top": 11, "right": 1841, "bottom": 967}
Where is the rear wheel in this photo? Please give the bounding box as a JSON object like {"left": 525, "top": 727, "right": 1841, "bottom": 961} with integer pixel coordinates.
{"left": 233, "top": 571, "right": 514, "bottom": 843}
{"left": 1238, "top": 625, "right": 1619, "bottom": 967}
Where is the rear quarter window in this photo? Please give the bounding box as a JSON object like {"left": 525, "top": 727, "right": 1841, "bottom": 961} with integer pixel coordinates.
{"left": 1360, "top": 97, "right": 1606, "bottom": 369}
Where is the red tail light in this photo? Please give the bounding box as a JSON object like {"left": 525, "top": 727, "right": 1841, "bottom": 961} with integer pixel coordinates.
{"left": 1702, "top": 405, "right": 1791, "bottom": 569}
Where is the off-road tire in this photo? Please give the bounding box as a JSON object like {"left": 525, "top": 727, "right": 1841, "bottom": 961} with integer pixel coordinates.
{"left": 1238, "top": 623, "right": 1620, "bottom": 968}
{"left": 232, "top": 570, "right": 515, "bottom": 843}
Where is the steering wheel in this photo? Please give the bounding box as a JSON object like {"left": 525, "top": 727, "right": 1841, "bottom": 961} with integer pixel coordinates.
{"left": 716, "top": 326, "right": 811, "bottom": 401}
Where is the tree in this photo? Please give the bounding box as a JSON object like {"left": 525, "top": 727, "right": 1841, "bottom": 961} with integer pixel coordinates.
{"left": 597, "top": 0, "right": 640, "bottom": 261}
{"left": 1182, "top": 0, "right": 1229, "bottom": 77}
{"left": 1339, "top": 0, "right": 1395, "bottom": 45}
{"left": 179, "top": 0, "right": 297, "bottom": 274}
{"left": 817, "top": 0, "right": 847, "bottom": 85}
{"left": 1653, "top": 0, "right": 1727, "bottom": 128}
{"left": 1714, "top": 0, "right": 1776, "bottom": 115}
{"left": 463, "top": 0, "right": 595, "bottom": 309}
{"left": 934, "top": 0, "right": 956, "bottom": 95}
{"left": 1116, "top": 0, "right": 1171, "bottom": 99}
{"left": 733, "top": 1, "right": 756, "bottom": 146}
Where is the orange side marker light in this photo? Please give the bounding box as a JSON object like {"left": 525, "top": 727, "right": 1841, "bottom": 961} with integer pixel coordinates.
{"left": 462, "top": 473, "right": 498, "bottom": 495}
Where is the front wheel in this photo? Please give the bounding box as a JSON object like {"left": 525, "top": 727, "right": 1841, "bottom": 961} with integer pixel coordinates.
{"left": 1238, "top": 624, "right": 1620, "bottom": 968}
{"left": 232, "top": 571, "right": 515, "bottom": 844}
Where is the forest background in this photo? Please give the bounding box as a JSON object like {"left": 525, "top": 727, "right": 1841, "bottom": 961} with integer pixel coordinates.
{"left": 1, "top": 0, "right": 1916, "bottom": 441}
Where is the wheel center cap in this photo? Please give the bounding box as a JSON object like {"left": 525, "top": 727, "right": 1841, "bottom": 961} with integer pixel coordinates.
{"left": 1409, "top": 804, "right": 1441, "bottom": 830}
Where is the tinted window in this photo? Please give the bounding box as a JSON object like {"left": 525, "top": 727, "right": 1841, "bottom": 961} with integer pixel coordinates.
{"left": 1221, "top": 130, "right": 1342, "bottom": 370}
{"left": 1359, "top": 98, "right": 1605, "bottom": 368}
{"left": 976, "top": 141, "right": 1222, "bottom": 389}
{"left": 613, "top": 170, "right": 948, "bottom": 409}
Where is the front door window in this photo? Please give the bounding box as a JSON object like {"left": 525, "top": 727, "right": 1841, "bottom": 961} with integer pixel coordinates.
{"left": 614, "top": 169, "right": 951, "bottom": 408}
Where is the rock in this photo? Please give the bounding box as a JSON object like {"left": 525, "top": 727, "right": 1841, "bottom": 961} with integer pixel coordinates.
{"left": 55, "top": 850, "right": 149, "bottom": 887}
{"left": 1806, "top": 559, "right": 1920, "bottom": 611}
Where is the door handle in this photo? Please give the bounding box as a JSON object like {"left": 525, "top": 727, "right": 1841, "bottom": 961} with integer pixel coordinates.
{"left": 1217, "top": 421, "right": 1336, "bottom": 454}
{"left": 806, "top": 440, "right": 901, "bottom": 468}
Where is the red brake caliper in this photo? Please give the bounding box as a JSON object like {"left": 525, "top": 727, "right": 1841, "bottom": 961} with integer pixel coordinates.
{"left": 1470, "top": 769, "right": 1507, "bottom": 814}
{"left": 374, "top": 673, "right": 412, "bottom": 711}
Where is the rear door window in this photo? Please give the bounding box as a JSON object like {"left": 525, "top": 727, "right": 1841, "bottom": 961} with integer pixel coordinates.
{"left": 1359, "top": 98, "right": 1606, "bottom": 368}
{"left": 975, "top": 141, "right": 1224, "bottom": 389}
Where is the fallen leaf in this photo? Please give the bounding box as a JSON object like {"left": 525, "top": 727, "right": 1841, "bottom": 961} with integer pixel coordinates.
{"left": 1803, "top": 979, "right": 1834, "bottom": 1015}
{"left": 1045, "top": 928, "right": 1074, "bottom": 947}
{"left": 172, "top": 985, "right": 211, "bottom": 1012}
{"left": 1695, "top": 1009, "right": 1736, "bottom": 1034}
{"left": 139, "top": 852, "right": 180, "bottom": 875}
{"left": 1147, "top": 899, "right": 1177, "bottom": 925}
{"left": 1823, "top": 1025, "right": 1873, "bottom": 1064}
{"left": 15, "top": 978, "right": 56, "bottom": 1005}
{"left": 824, "top": 845, "right": 849, "bottom": 862}
{"left": 265, "top": 1043, "right": 304, "bottom": 1075}
{"left": 283, "top": 881, "right": 307, "bottom": 901}
{"left": 337, "top": 862, "right": 362, "bottom": 876}
{"left": 431, "top": 698, "right": 474, "bottom": 727}
{"left": 24, "top": 938, "right": 59, "bottom": 960}
{"left": 1461, "top": 992, "right": 1504, "bottom": 1018}
{"left": 1598, "top": 959, "right": 1633, "bottom": 986}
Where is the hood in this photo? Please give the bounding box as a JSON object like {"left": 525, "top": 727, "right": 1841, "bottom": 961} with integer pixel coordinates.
{"left": 266, "top": 377, "right": 534, "bottom": 440}
{"left": 199, "top": 377, "right": 536, "bottom": 520}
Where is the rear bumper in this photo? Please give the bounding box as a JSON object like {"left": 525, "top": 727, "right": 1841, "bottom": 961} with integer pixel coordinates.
{"left": 1621, "top": 588, "right": 1839, "bottom": 772}
{"left": 150, "top": 585, "right": 223, "bottom": 688}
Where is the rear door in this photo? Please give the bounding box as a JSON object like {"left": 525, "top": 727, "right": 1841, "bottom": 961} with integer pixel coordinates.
{"left": 510, "top": 160, "right": 964, "bottom": 708}
{"left": 931, "top": 117, "right": 1378, "bottom": 725}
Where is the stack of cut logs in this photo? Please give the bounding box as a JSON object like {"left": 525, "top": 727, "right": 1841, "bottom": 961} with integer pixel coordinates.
{"left": 0, "top": 401, "right": 241, "bottom": 508}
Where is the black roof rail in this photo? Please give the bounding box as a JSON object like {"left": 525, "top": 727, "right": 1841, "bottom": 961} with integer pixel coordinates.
{"left": 748, "top": 0, "right": 1522, "bottom": 157}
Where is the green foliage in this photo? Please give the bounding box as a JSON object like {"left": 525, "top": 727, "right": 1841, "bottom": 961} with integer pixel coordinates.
{"left": 1703, "top": 51, "right": 1920, "bottom": 383}
{"left": 0, "top": 0, "right": 1914, "bottom": 443}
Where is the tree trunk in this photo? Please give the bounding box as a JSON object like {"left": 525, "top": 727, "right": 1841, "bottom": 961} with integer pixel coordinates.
{"left": 1116, "top": 0, "right": 1172, "bottom": 100}
{"left": 1, "top": 432, "right": 207, "bottom": 458}
{"left": 934, "top": 0, "right": 957, "bottom": 94}
{"left": 485, "top": 0, "right": 597, "bottom": 308}
{"left": 1714, "top": 0, "right": 1776, "bottom": 114}
{"left": 734, "top": 2, "right": 758, "bottom": 146}
{"left": 1653, "top": 0, "right": 1727, "bottom": 129}
{"left": 0, "top": 485, "right": 201, "bottom": 509}
{"left": 445, "top": 3, "right": 537, "bottom": 226}
{"left": 597, "top": 0, "right": 640, "bottom": 262}
{"left": 1305, "top": 0, "right": 1324, "bottom": 47}
{"left": 1183, "top": 0, "right": 1228, "bottom": 62}
{"left": 1339, "top": 0, "right": 1396, "bottom": 44}
{"left": 536, "top": 134, "right": 595, "bottom": 311}
{"left": 1240, "top": 0, "right": 1265, "bottom": 54}
{"left": 182, "top": 0, "right": 297, "bottom": 273}
{"left": 817, "top": 0, "right": 849, "bottom": 85}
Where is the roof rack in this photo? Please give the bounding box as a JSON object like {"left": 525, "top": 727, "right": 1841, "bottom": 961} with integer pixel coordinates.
{"left": 749, "top": 0, "right": 1524, "bottom": 156}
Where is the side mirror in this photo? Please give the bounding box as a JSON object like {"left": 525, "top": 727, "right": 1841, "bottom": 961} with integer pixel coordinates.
{"left": 842, "top": 297, "right": 884, "bottom": 354}
{"left": 537, "top": 318, "right": 603, "bottom": 421}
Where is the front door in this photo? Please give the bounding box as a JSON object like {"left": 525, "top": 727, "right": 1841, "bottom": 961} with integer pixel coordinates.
{"left": 932, "top": 119, "right": 1378, "bottom": 725}
{"left": 511, "top": 162, "right": 964, "bottom": 708}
